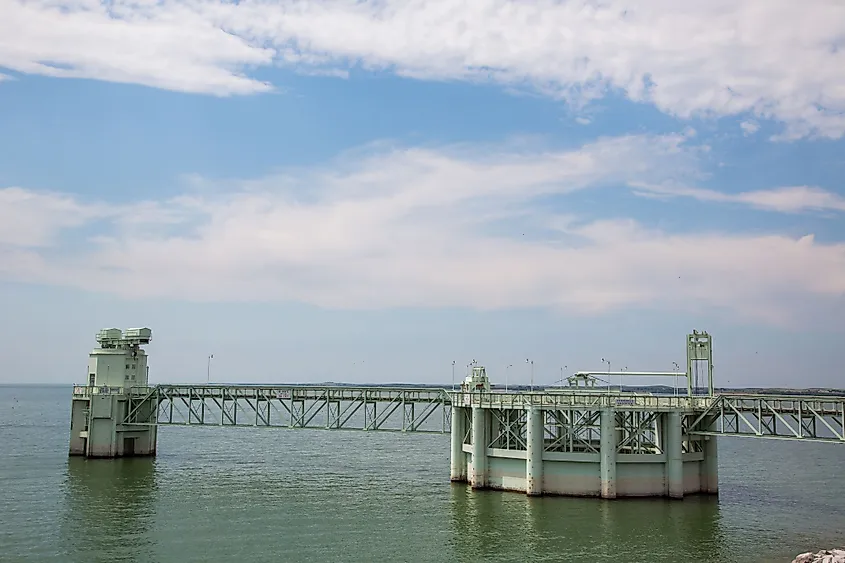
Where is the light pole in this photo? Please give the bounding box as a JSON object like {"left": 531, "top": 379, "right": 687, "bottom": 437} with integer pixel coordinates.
{"left": 601, "top": 357, "right": 610, "bottom": 393}
{"left": 452, "top": 360, "right": 456, "bottom": 390}
{"left": 672, "top": 362, "right": 680, "bottom": 397}
{"left": 559, "top": 365, "right": 568, "bottom": 386}
{"left": 525, "top": 358, "right": 534, "bottom": 391}
{"left": 207, "top": 354, "right": 213, "bottom": 384}
{"left": 505, "top": 364, "right": 512, "bottom": 392}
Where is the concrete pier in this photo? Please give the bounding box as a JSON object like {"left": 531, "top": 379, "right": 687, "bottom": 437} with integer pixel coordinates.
{"left": 701, "top": 415, "right": 720, "bottom": 495}
{"left": 449, "top": 398, "right": 720, "bottom": 499}
{"left": 69, "top": 390, "right": 158, "bottom": 458}
{"left": 666, "top": 410, "right": 684, "bottom": 498}
{"left": 600, "top": 409, "right": 617, "bottom": 499}
{"left": 450, "top": 405, "right": 467, "bottom": 482}
{"left": 445, "top": 329, "right": 722, "bottom": 499}
{"left": 525, "top": 407, "right": 543, "bottom": 496}
{"left": 68, "top": 328, "right": 158, "bottom": 459}
{"left": 470, "top": 407, "right": 487, "bottom": 488}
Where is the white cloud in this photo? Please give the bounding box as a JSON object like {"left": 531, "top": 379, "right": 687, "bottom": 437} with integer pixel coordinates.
{"left": 1, "top": 134, "right": 844, "bottom": 325}
{"left": 0, "top": 0, "right": 273, "bottom": 95}
{"left": 632, "top": 183, "right": 845, "bottom": 213}
{"left": 740, "top": 120, "right": 760, "bottom": 136}
{"left": 2, "top": 1, "right": 845, "bottom": 137}
{"left": 0, "top": 187, "right": 112, "bottom": 247}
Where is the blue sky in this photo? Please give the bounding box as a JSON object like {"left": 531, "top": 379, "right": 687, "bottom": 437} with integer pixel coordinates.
{"left": 1, "top": 0, "right": 844, "bottom": 388}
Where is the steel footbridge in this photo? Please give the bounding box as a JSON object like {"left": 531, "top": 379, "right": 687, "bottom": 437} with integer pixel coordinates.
{"left": 68, "top": 384, "right": 845, "bottom": 443}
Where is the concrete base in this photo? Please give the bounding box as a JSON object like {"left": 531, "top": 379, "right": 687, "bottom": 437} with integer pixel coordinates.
{"left": 457, "top": 448, "right": 719, "bottom": 498}
{"left": 69, "top": 394, "right": 158, "bottom": 459}
{"left": 451, "top": 405, "right": 719, "bottom": 499}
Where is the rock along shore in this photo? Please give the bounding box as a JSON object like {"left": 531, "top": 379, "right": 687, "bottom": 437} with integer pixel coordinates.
{"left": 792, "top": 549, "right": 845, "bottom": 563}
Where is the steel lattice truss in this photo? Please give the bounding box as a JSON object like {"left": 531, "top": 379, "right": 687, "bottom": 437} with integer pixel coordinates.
{"left": 687, "top": 394, "right": 845, "bottom": 442}
{"left": 616, "top": 411, "right": 663, "bottom": 454}
{"left": 124, "top": 385, "right": 452, "bottom": 433}
{"left": 544, "top": 410, "right": 602, "bottom": 453}
{"left": 481, "top": 408, "right": 666, "bottom": 455}
{"left": 488, "top": 409, "right": 527, "bottom": 450}
{"left": 118, "top": 386, "right": 845, "bottom": 443}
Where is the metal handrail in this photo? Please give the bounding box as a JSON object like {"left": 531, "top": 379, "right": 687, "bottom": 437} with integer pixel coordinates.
{"left": 72, "top": 384, "right": 154, "bottom": 397}
{"left": 447, "top": 390, "right": 715, "bottom": 410}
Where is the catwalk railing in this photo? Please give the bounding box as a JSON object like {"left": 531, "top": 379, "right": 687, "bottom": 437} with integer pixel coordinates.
{"left": 121, "top": 385, "right": 453, "bottom": 433}
{"left": 71, "top": 385, "right": 845, "bottom": 442}
{"left": 685, "top": 394, "right": 845, "bottom": 443}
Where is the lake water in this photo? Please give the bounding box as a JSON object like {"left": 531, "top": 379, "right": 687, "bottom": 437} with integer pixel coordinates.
{"left": 2, "top": 385, "right": 844, "bottom": 562}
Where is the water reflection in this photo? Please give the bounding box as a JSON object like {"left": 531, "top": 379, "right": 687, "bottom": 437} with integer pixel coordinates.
{"left": 61, "top": 457, "right": 158, "bottom": 563}
{"left": 449, "top": 484, "right": 727, "bottom": 562}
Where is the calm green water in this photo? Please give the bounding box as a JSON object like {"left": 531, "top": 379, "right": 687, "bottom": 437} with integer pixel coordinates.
{"left": 2, "top": 385, "right": 844, "bottom": 562}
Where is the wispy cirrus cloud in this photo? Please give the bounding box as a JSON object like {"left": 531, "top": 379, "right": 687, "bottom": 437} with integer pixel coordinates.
{"left": 1, "top": 133, "right": 844, "bottom": 325}
{"left": 2, "top": 1, "right": 845, "bottom": 138}
{"left": 632, "top": 183, "right": 845, "bottom": 214}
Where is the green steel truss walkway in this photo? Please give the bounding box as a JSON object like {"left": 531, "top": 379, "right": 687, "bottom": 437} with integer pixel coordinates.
{"left": 70, "top": 385, "right": 845, "bottom": 443}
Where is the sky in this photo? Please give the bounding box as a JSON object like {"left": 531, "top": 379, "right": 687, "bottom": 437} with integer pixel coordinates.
{"left": 1, "top": 0, "right": 844, "bottom": 388}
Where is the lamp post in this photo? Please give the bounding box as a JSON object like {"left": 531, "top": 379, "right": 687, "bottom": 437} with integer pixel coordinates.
{"left": 505, "top": 364, "right": 512, "bottom": 392}
{"left": 207, "top": 354, "right": 213, "bottom": 384}
{"left": 452, "top": 360, "right": 456, "bottom": 390}
{"left": 672, "top": 362, "right": 680, "bottom": 397}
{"left": 558, "top": 365, "right": 568, "bottom": 386}
{"left": 525, "top": 358, "right": 534, "bottom": 391}
{"left": 601, "top": 357, "right": 610, "bottom": 393}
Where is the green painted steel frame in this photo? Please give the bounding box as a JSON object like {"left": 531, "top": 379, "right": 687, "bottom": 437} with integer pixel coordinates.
{"left": 687, "top": 394, "right": 845, "bottom": 442}
{"left": 123, "top": 384, "right": 452, "bottom": 433}
{"left": 82, "top": 384, "right": 845, "bottom": 443}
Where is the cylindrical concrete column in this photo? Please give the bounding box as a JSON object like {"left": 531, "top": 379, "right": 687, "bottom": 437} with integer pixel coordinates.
{"left": 600, "top": 409, "right": 617, "bottom": 499}
{"left": 471, "top": 407, "right": 486, "bottom": 489}
{"left": 526, "top": 407, "right": 544, "bottom": 496}
{"left": 666, "top": 410, "right": 684, "bottom": 499}
{"left": 702, "top": 415, "right": 719, "bottom": 494}
{"left": 450, "top": 406, "right": 467, "bottom": 482}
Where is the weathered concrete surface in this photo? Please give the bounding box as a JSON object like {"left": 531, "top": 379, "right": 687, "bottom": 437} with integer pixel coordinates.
{"left": 792, "top": 548, "right": 845, "bottom": 563}
{"left": 450, "top": 405, "right": 467, "bottom": 482}
{"left": 470, "top": 407, "right": 487, "bottom": 488}
{"left": 68, "top": 393, "right": 158, "bottom": 458}
{"left": 525, "top": 407, "right": 543, "bottom": 496}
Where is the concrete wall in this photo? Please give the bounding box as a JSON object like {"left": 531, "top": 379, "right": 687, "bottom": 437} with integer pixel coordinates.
{"left": 486, "top": 457, "right": 526, "bottom": 492}
{"left": 88, "top": 349, "right": 148, "bottom": 388}
{"left": 468, "top": 452, "right": 713, "bottom": 498}
{"left": 617, "top": 460, "right": 667, "bottom": 496}
{"left": 68, "top": 394, "right": 158, "bottom": 459}
{"left": 89, "top": 351, "right": 127, "bottom": 388}
{"left": 542, "top": 456, "right": 601, "bottom": 497}
{"left": 68, "top": 399, "right": 88, "bottom": 456}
